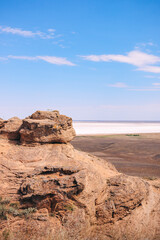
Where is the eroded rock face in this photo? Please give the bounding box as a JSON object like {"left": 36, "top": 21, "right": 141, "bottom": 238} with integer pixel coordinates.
{"left": 19, "top": 166, "right": 84, "bottom": 212}
{"left": 95, "top": 175, "right": 149, "bottom": 224}
{"left": 20, "top": 111, "right": 76, "bottom": 143}
{"left": 0, "top": 111, "right": 159, "bottom": 240}
{"left": 0, "top": 117, "right": 22, "bottom": 140}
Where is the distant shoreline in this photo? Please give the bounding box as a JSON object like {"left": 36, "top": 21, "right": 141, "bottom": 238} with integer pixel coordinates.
{"left": 73, "top": 120, "right": 160, "bottom": 123}
{"left": 73, "top": 121, "right": 160, "bottom": 135}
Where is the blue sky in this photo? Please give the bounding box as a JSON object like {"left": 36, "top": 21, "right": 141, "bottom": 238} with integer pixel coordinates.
{"left": 0, "top": 0, "right": 160, "bottom": 120}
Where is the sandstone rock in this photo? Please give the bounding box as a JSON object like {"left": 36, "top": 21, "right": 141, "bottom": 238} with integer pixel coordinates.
{"left": 32, "top": 208, "right": 49, "bottom": 221}
{"left": 0, "top": 137, "right": 160, "bottom": 240}
{"left": 0, "top": 117, "right": 22, "bottom": 140}
{"left": 28, "top": 110, "right": 60, "bottom": 120}
{"left": 0, "top": 111, "right": 159, "bottom": 240}
{"left": 20, "top": 111, "right": 76, "bottom": 143}
{"left": 0, "top": 118, "right": 5, "bottom": 128}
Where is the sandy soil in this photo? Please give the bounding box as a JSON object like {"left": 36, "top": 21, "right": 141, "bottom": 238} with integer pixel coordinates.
{"left": 71, "top": 133, "right": 160, "bottom": 178}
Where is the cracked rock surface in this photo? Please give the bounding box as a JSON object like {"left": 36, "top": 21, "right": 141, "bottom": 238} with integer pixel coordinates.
{"left": 0, "top": 111, "right": 160, "bottom": 240}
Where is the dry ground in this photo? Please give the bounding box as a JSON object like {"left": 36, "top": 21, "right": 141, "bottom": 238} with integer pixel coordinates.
{"left": 71, "top": 133, "right": 160, "bottom": 178}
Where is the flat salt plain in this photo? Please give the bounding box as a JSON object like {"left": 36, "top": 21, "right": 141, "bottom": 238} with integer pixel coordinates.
{"left": 73, "top": 121, "right": 160, "bottom": 135}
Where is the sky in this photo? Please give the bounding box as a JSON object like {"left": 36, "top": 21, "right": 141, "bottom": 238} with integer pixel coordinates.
{"left": 0, "top": 0, "right": 160, "bottom": 120}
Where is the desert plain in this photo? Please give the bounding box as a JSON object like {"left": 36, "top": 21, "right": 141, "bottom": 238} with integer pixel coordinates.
{"left": 72, "top": 133, "right": 160, "bottom": 178}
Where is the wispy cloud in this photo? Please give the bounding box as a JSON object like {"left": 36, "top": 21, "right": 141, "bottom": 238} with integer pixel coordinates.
{"left": 152, "top": 82, "right": 160, "bottom": 86}
{"left": 0, "top": 56, "right": 8, "bottom": 61}
{"left": 0, "top": 25, "right": 60, "bottom": 39}
{"left": 6, "top": 55, "right": 75, "bottom": 66}
{"left": 108, "top": 82, "right": 128, "bottom": 88}
{"left": 131, "top": 87, "right": 160, "bottom": 91}
{"left": 136, "top": 42, "right": 156, "bottom": 48}
{"left": 138, "top": 65, "right": 160, "bottom": 73}
{"left": 81, "top": 50, "right": 160, "bottom": 73}
{"left": 145, "top": 75, "right": 160, "bottom": 79}
{"left": 108, "top": 82, "right": 160, "bottom": 91}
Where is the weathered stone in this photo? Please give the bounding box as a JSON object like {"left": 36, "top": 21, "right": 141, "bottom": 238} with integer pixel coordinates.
{"left": 28, "top": 110, "right": 60, "bottom": 120}
{"left": 20, "top": 111, "right": 76, "bottom": 143}
{"left": 0, "top": 117, "right": 22, "bottom": 140}
{"left": 0, "top": 118, "right": 5, "bottom": 129}
{"left": 32, "top": 208, "right": 49, "bottom": 221}
{"left": 0, "top": 111, "right": 160, "bottom": 240}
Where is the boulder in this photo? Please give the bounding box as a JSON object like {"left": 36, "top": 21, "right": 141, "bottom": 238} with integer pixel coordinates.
{"left": 28, "top": 110, "right": 60, "bottom": 120}
{"left": 0, "top": 117, "right": 22, "bottom": 140}
{"left": 20, "top": 111, "right": 76, "bottom": 143}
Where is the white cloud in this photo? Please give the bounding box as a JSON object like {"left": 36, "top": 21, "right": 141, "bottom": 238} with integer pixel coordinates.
{"left": 81, "top": 50, "right": 160, "bottom": 73}
{"left": 0, "top": 56, "right": 8, "bottom": 61}
{"left": 136, "top": 42, "right": 155, "bottom": 48}
{"left": 37, "top": 56, "right": 75, "bottom": 66}
{"left": 0, "top": 26, "right": 36, "bottom": 37}
{"left": 138, "top": 65, "right": 160, "bottom": 73}
{"left": 8, "top": 55, "right": 36, "bottom": 60}
{"left": 0, "top": 26, "right": 58, "bottom": 39}
{"left": 81, "top": 50, "right": 160, "bottom": 66}
{"left": 7, "top": 55, "right": 75, "bottom": 66}
{"left": 48, "top": 29, "right": 55, "bottom": 32}
{"left": 108, "top": 82, "right": 160, "bottom": 91}
{"left": 145, "top": 75, "right": 160, "bottom": 79}
{"left": 108, "top": 82, "right": 128, "bottom": 88}
{"left": 152, "top": 83, "right": 160, "bottom": 86}
{"left": 129, "top": 88, "right": 160, "bottom": 91}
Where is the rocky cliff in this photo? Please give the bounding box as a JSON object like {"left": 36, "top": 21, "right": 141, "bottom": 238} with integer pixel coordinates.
{"left": 0, "top": 111, "right": 159, "bottom": 240}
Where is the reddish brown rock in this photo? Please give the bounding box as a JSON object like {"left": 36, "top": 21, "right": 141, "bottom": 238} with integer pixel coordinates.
{"left": 0, "top": 117, "right": 22, "bottom": 140}
{"left": 20, "top": 111, "right": 76, "bottom": 143}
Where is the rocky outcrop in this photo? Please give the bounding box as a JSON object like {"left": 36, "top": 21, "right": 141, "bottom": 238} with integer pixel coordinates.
{"left": 19, "top": 166, "right": 84, "bottom": 212}
{"left": 0, "top": 117, "right": 22, "bottom": 140}
{"left": 0, "top": 118, "right": 5, "bottom": 128}
{"left": 0, "top": 111, "right": 159, "bottom": 240}
{"left": 0, "top": 110, "right": 76, "bottom": 143}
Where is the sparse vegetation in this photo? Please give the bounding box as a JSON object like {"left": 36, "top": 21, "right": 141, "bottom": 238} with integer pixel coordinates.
{"left": 64, "top": 204, "right": 74, "bottom": 212}
{"left": 2, "top": 229, "right": 10, "bottom": 240}
{"left": 0, "top": 196, "right": 37, "bottom": 220}
{"left": 126, "top": 134, "right": 140, "bottom": 137}
{"left": 142, "top": 176, "right": 158, "bottom": 181}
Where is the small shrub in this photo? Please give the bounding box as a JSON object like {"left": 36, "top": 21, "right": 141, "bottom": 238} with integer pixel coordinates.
{"left": 2, "top": 229, "right": 10, "bottom": 240}
{"left": 22, "top": 207, "right": 37, "bottom": 218}
{"left": 0, "top": 199, "right": 10, "bottom": 205}
{"left": 49, "top": 213, "right": 55, "bottom": 217}
{"left": 0, "top": 196, "right": 37, "bottom": 220}
{"left": 9, "top": 202, "right": 19, "bottom": 209}
{"left": 0, "top": 205, "right": 8, "bottom": 220}
{"left": 64, "top": 204, "right": 74, "bottom": 212}
{"left": 126, "top": 134, "right": 140, "bottom": 137}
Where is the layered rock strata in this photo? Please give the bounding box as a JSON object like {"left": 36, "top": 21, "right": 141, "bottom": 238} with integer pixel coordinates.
{"left": 0, "top": 110, "right": 76, "bottom": 143}
{"left": 0, "top": 111, "right": 159, "bottom": 240}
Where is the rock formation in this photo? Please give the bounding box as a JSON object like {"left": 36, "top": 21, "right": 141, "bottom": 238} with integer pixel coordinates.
{"left": 0, "top": 110, "right": 159, "bottom": 240}
{"left": 20, "top": 110, "right": 76, "bottom": 143}
{"left": 0, "top": 117, "right": 22, "bottom": 140}
{"left": 0, "top": 110, "right": 76, "bottom": 143}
